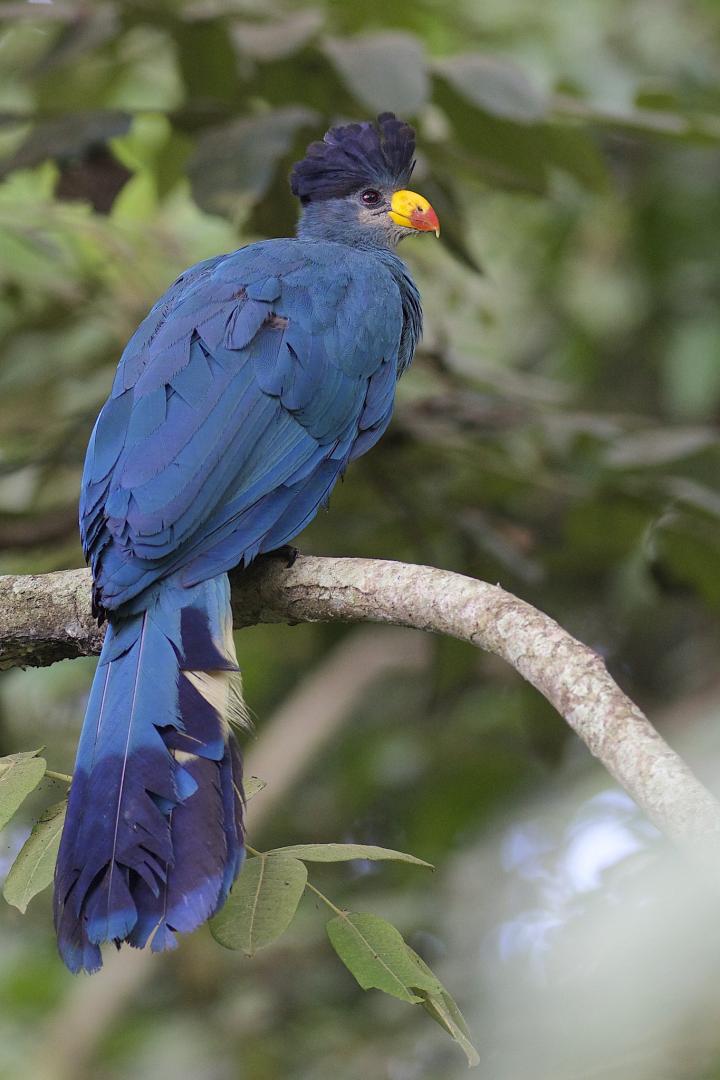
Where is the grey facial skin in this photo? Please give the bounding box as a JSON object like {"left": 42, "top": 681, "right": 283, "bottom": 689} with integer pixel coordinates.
{"left": 297, "top": 187, "right": 413, "bottom": 250}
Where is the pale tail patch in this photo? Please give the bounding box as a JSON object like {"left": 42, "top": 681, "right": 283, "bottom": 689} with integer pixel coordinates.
{"left": 183, "top": 617, "right": 252, "bottom": 735}
{"left": 181, "top": 669, "right": 252, "bottom": 734}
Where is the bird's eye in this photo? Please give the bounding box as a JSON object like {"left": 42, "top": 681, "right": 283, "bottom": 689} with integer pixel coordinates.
{"left": 361, "top": 189, "right": 381, "bottom": 205}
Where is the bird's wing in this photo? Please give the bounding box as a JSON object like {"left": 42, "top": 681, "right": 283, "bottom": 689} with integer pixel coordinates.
{"left": 81, "top": 240, "right": 403, "bottom": 610}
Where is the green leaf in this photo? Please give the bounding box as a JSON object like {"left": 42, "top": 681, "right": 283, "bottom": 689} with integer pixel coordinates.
{"left": 244, "top": 134, "right": 308, "bottom": 239}
{"left": 434, "top": 54, "right": 546, "bottom": 123}
{"left": 111, "top": 114, "right": 190, "bottom": 200}
{"left": 3, "top": 800, "right": 66, "bottom": 913}
{"left": 231, "top": 10, "right": 323, "bottom": 61}
{"left": 324, "top": 32, "right": 429, "bottom": 116}
{"left": 416, "top": 169, "right": 483, "bottom": 273}
{"left": 405, "top": 946, "right": 480, "bottom": 1067}
{"left": 187, "top": 107, "right": 317, "bottom": 217}
{"left": 241, "top": 46, "right": 349, "bottom": 116}
{"left": 662, "top": 318, "right": 720, "bottom": 420}
{"left": 556, "top": 98, "right": 720, "bottom": 145}
{"left": 433, "top": 68, "right": 606, "bottom": 194}
{"left": 0, "top": 749, "right": 44, "bottom": 763}
{"left": 244, "top": 776, "right": 267, "bottom": 801}
{"left": 326, "top": 912, "right": 442, "bottom": 1004}
{"left": 653, "top": 513, "right": 720, "bottom": 607}
{"left": 421, "top": 992, "right": 480, "bottom": 1067}
{"left": 266, "top": 843, "right": 433, "bottom": 869}
{"left": 0, "top": 753, "right": 47, "bottom": 832}
{"left": 1, "top": 112, "right": 131, "bottom": 178}
{"left": 210, "top": 854, "right": 307, "bottom": 956}
{"left": 175, "top": 19, "right": 238, "bottom": 104}
{"left": 31, "top": 5, "right": 118, "bottom": 77}
{"left": 604, "top": 426, "right": 717, "bottom": 468}
{"left": 544, "top": 123, "right": 609, "bottom": 193}
{"left": 432, "top": 78, "right": 546, "bottom": 192}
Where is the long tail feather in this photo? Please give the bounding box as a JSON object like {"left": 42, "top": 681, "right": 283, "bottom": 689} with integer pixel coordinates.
{"left": 54, "top": 574, "right": 245, "bottom": 974}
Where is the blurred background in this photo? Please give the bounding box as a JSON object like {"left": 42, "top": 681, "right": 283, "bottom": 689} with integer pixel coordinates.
{"left": 1, "top": 0, "right": 720, "bottom": 1077}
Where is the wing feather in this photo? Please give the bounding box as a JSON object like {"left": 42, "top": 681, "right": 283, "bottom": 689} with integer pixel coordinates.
{"left": 82, "top": 240, "right": 404, "bottom": 612}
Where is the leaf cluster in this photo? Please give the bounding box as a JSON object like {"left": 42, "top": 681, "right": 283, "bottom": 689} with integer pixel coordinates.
{"left": 0, "top": 764, "right": 477, "bottom": 1063}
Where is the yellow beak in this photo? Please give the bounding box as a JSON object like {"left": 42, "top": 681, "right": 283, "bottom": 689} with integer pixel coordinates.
{"left": 389, "top": 189, "right": 440, "bottom": 237}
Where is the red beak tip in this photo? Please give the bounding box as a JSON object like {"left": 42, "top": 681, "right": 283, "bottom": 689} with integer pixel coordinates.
{"left": 410, "top": 207, "right": 441, "bottom": 234}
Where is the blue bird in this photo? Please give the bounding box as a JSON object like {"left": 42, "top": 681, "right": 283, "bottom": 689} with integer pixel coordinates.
{"left": 54, "top": 112, "right": 440, "bottom": 973}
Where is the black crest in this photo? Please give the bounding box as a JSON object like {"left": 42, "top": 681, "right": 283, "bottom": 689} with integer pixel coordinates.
{"left": 290, "top": 112, "right": 416, "bottom": 204}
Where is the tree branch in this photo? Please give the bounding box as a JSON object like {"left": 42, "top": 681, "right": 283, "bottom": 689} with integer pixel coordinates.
{"left": 1, "top": 556, "right": 719, "bottom": 850}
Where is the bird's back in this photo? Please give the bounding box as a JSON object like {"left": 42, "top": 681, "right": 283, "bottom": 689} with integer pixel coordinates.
{"left": 82, "top": 237, "right": 410, "bottom": 616}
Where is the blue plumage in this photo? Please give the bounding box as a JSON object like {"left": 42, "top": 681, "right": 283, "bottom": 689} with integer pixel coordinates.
{"left": 55, "top": 576, "right": 243, "bottom": 972}
{"left": 55, "top": 113, "right": 432, "bottom": 972}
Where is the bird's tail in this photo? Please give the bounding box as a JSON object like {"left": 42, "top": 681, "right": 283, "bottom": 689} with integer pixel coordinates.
{"left": 54, "top": 574, "right": 246, "bottom": 974}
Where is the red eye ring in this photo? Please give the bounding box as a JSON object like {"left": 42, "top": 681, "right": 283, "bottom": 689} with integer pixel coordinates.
{"left": 361, "top": 189, "right": 381, "bottom": 205}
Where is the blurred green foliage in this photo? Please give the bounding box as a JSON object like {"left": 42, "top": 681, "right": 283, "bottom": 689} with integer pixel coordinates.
{"left": 1, "top": 0, "right": 720, "bottom": 1077}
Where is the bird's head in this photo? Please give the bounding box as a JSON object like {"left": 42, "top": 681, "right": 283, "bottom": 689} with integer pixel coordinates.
{"left": 291, "top": 112, "right": 439, "bottom": 249}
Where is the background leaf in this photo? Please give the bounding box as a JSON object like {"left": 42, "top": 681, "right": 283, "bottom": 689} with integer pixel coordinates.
{"left": 187, "top": 106, "right": 317, "bottom": 217}
{"left": 434, "top": 54, "right": 547, "bottom": 122}
{"left": 323, "top": 32, "right": 429, "bottom": 116}
{"left": 1, "top": 112, "right": 131, "bottom": 178}
{"left": 232, "top": 11, "right": 323, "bottom": 61}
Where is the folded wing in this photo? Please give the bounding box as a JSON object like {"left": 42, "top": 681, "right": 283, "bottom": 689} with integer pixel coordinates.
{"left": 81, "top": 240, "right": 403, "bottom": 612}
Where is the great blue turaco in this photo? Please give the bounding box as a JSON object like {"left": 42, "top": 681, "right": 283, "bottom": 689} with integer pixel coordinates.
{"left": 54, "top": 112, "right": 440, "bottom": 973}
